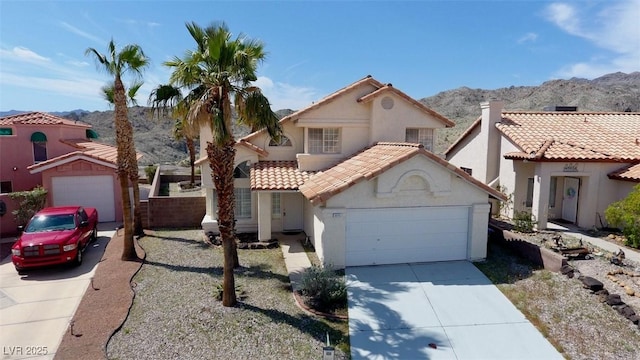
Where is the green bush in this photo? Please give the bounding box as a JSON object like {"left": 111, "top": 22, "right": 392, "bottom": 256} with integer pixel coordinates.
{"left": 8, "top": 186, "right": 48, "bottom": 226}
{"left": 145, "top": 164, "right": 158, "bottom": 182}
{"left": 513, "top": 210, "right": 535, "bottom": 233}
{"left": 299, "top": 264, "right": 347, "bottom": 311}
{"left": 605, "top": 184, "right": 640, "bottom": 248}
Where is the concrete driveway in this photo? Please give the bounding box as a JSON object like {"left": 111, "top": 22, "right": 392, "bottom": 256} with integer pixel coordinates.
{"left": 0, "top": 223, "right": 118, "bottom": 360}
{"left": 347, "top": 261, "right": 563, "bottom": 360}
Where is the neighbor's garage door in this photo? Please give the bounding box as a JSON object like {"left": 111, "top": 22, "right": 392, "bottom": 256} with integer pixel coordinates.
{"left": 346, "top": 206, "right": 469, "bottom": 266}
{"left": 52, "top": 175, "right": 115, "bottom": 222}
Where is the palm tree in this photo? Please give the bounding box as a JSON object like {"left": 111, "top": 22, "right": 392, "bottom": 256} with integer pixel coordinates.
{"left": 148, "top": 85, "right": 199, "bottom": 185}
{"left": 102, "top": 81, "right": 146, "bottom": 237}
{"left": 165, "top": 22, "right": 281, "bottom": 306}
{"left": 86, "top": 39, "right": 149, "bottom": 260}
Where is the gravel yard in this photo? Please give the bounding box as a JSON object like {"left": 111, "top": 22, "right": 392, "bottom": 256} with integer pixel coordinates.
{"left": 477, "top": 236, "right": 640, "bottom": 360}
{"left": 107, "top": 230, "right": 348, "bottom": 360}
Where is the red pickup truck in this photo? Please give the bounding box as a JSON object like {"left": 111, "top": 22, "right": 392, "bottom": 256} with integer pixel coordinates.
{"left": 11, "top": 206, "right": 98, "bottom": 272}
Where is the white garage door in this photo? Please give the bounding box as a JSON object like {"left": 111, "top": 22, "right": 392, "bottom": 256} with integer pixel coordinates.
{"left": 346, "top": 206, "right": 469, "bottom": 266}
{"left": 52, "top": 175, "right": 115, "bottom": 222}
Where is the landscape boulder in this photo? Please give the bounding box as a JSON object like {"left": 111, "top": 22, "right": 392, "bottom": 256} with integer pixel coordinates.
{"left": 579, "top": 276, "right": 604, "bottom": 292}
{"left": 606, "top": 294, "right": 624, "bottom": 306}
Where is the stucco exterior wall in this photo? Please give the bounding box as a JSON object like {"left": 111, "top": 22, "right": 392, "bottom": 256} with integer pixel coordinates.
{"left": 446, "top": 124, "right": 482, "bottom": 173}
{"left": 0, "top": 123, "right": 91, "bottom": 194}
{"left": 369, "top": 94, "right": 446, "bottom": 146}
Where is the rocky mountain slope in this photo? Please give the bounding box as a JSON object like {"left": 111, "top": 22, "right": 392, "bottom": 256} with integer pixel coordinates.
{"left": 4, "top": 72, "right": 638, "bottom": 164}
{"left": 421, "top": 71, "right": 640, "bottom": 151}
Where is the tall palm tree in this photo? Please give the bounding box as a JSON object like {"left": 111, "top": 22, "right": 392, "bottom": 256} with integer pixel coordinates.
{"left": 86, "top": 40, "right": 149, "bottom": 260}
{"left": 148, "top": 85, "right": 199, "bottom": 185}
{"left": 102, "top": 81, "right": 146, "bottom": 236}
{"left": 165, "top": 22, "right": 281, "bottom": 306}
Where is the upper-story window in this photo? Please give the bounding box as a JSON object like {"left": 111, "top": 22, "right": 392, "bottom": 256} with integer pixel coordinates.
{"left": 406, "top": 128, "right": 434, "bottom": 151}
{"left": 31, "top": 131, "right": 48, "bottom": 163}
{"left": 269, "top": 135, "right": 292, "bottom": 147}
{"left": 234, "top": 161, "right": 251, "bottom": 178}
{"left": 309, "top": 128, "right": 340, "bottom": 154}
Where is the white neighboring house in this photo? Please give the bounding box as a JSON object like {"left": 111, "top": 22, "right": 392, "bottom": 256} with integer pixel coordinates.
{"left": 445, "top": 101, "right": 640, "bottom": 230}
{"left": 197, "top": 76, "right": 506, "bottom": 269}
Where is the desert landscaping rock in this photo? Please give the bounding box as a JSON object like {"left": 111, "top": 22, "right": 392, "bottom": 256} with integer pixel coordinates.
{"left": 580, "top": 276, "right": 604, "bottom": 292}
{"left": 606, "top": 294, "right": 624, "bottom": 306}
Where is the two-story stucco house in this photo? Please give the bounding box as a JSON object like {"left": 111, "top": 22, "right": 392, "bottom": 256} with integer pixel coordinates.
{"left": 445, "top": 101, "right": 640, "bottom": 230}
{"left": 197, "top": 76, "right": 506, "bottom": 268}
{"left": 0, "top": 112, "right": 124, "bottom": 236}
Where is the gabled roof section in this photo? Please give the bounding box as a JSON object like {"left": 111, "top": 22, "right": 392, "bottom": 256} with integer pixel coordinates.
{"left": 497, "top": 111, "right": 640, "bottom": 161}
{"left": 0, "top": 111, "right": 91, "bottom": 128}
{"left": 250, "top": 161, "right": 315, "bottom": 191}
{"left": 240, "top": 75, "right": 385, "bottom": 143}
{"left": 28, "top": 139, "right": 135, "bottom": 173}
{"left": 299, "top": 142, "right": 507, "bottom": 205}
{"left": 357, "top": 85, "right": 455, "bottom": 127}
{"left": 608, "top": 163, "right": 640, "bottom": 182}
{"left": 194, "top": 140, "right": 268, "bottom": 166}
{"left": 444, "top": 116, "right": 481, "bottom": 155}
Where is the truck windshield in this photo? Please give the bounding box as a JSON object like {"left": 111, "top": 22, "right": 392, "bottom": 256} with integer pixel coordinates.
{"left": 25, "top": 214, "right": 76, "bottom": 232}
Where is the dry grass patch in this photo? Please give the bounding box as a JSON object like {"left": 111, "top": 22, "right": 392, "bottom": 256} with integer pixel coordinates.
{"left": 107, "top": 230, "right": 348, "bottom": 360}
{"left": 476, "top": 241, "right": 640, "bottom": 360}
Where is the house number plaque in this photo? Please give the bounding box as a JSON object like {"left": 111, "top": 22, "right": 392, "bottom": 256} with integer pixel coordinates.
{"left": 563, "top": 163, "right": 578, "bottom": 172}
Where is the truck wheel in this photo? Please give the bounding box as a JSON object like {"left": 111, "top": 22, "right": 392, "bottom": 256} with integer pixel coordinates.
{"left": 90, "top": 226, "right": 98, "bottom": 242}
{"left": 74, "top": 244, "right": 83, "bottom": 266}
{"left": 15, "top": 266, "right": 27, "bottom": 275}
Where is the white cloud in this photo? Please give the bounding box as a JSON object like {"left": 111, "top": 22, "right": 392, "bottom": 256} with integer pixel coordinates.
{"left": 544, "top": 0, "right": 640, "bottom": 78}
{"left": 254, "top": 76, "right": 318, "bottom": 111}
{"left": 0, "top": 72, "right": 105, "bottom": 100}
{"left": 517, "top": 32, "right": 538, "bottom": 44}
{"left": 66, "top": 60, "right": 90, "bottom": 67}
{"left": 60, "top": 21, "right": 104, "bottom": 44}
{"left": 0, "top": 47, "right": 50, "bottom": 63}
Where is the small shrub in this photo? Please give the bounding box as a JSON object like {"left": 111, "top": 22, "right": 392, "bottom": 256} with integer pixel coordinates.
{"left": 299, "top": 264, "right": 347, "bottom": 311}
{"left": 605, "top": 184, "right": 640, "bottom": 248}
{"left": 8, "top": 186, "right": 48, "bottom": 226}
{"left": 144, "top": 164, "right": 158, "bottom": 182}
{"left": 513, "top": 210, "right": 535, "bottom": 233}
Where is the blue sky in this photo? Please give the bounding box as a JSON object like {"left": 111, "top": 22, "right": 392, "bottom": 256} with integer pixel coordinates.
{"left": 1, "top": 0, "right": 638, "bottom": 112}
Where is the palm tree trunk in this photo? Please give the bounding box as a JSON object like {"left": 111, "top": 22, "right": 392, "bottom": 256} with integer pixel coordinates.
{"left": 186, "top": 137, "right": 196, "bottom": 185}
{"left": 207, "top": 140, "right": 238, "bottom": 307}
{"left": 131, "top": 174, "right": 144, "bottom": 236}
{"left": 114, "top": 75, "right": 137, "bottom": 261}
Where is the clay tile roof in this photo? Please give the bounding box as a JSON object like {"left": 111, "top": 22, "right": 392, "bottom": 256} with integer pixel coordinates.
{"left": 250, "top": 161, "right": 315, "bottom": 191}
{"left": 496, "top": 112, "right": 640, "bottom": 161}
{"left": 608, "top": 163, "right": 640, "bottom": 182}
{"left": 28, "top": 139, "right": 135, "bottom": 172}
{"left": 357, "top": 85, "right": 455, "bottom": 127}
{"left": 300, "top": 142, "right": 507, "bottom": 205}
{"left": 238, "top": 139, "right": 268, "bottom": 157}
{"left": 0, "top": 111, "right": 91, "bottom": 128}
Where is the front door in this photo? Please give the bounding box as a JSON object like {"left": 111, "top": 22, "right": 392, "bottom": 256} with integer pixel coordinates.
{"left": 562, "top": 177, "right": 580, "bottom": 223}
{"left": 282, "top": 193, "right": 303, "bottom": 231}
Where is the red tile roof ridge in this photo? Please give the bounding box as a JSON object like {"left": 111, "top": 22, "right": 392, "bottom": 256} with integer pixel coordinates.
{"left": 240, "top": 75, "right": 385, "bottom": 142}
{"left": 0, "top": 111, "right": 91, "bottom": 127}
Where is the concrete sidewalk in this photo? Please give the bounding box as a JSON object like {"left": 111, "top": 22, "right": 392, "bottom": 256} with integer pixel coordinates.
{"left": 277, "top": 233, "right": 312, "bottom": 292}
{"left": 548, "top": 222, "right": 640, "bottom": 264}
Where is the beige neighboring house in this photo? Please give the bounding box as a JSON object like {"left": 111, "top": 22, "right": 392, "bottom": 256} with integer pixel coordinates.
{"left": 445, "top": 101, "right": 640, "bottom": 230}
{"left": 197, "top": 76, "right": 505, "bottom": 268}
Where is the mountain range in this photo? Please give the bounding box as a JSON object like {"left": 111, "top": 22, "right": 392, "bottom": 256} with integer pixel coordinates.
{"left": 2, "top": 71, "right": 638, "bottom": 165}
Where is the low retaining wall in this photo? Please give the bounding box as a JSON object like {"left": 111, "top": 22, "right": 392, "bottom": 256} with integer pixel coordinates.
{"left": 489, "top": 224, "right": 567, "bottom": 272}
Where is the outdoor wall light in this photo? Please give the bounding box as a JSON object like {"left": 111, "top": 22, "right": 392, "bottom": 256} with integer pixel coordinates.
{"left": 12, "top": 166, "right": 18, "bottom": 171}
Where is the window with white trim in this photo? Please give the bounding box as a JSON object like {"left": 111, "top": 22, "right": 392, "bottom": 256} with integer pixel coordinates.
{"left": 234, "top": 162, "right": 251, "bottom": 178}
{"left": 525, "top": 178, "right": 534, "bottom": 207}
{"left": 271, "top": 193, "right": 281, "bottom": 218}
{"left": 308, "top": 128, "right": 340, "bottom": 154}
{"left": 405, "top": 128, "right": 434, "bottom": 151}
{"left": 269, "top": 136, "right": 292, "bottom": 147}
{"left": 234, "top": 188, "right": 251, "bottom": 219}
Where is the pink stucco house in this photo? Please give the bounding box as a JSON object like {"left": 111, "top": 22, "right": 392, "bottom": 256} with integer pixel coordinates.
{"left": 0, "top": 112, "right": 123, "bottom": 236}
